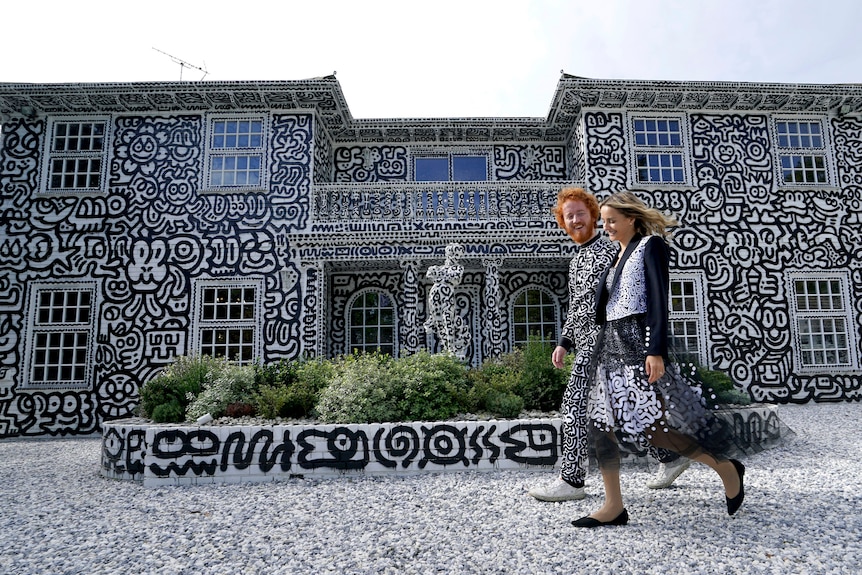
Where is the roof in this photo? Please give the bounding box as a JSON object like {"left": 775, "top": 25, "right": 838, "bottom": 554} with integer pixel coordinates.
{"left": 2, "top": 75, "right": 861, "bottom": 144}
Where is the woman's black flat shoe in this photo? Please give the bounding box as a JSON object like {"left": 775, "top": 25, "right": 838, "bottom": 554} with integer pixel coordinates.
{"left": 571, "top": 508, "right": 629, "bottom": 528}
{"left": 726, "top": 459, "right": 745, "bottom": 516}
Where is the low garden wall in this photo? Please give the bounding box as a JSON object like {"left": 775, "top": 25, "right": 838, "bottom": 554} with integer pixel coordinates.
{"left": 101, "top": 404, "right": 787, "bottom": 487}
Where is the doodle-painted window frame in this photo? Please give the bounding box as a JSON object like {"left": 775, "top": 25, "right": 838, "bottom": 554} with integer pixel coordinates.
{"left": 22, "top": 282, "right": 98, "bottom": 389}
{"left": 627, "top": 113, "right": 691, "bottom": 186}
{"left": 192, "top": 279, "right": 264, "bottom": 365}
{"left": 511, "top": 287, "right": 559, "bottom": 347}
{"left": 772, "top": 117, "right": 833, "bottom": 187}
{"left": 202, "top": 115, "right": 268, "bottom": 191}
{"left": 346, "top": 289, "right": 398, "bottom": 356}
{"left": 42, "top": 117, "right": 110, "bottom": 193}
{"left": 668, "top": 272, "right": 709, "bottom": 366}
{"left": 787, "top": 271, "right": 858, "bottom": 371}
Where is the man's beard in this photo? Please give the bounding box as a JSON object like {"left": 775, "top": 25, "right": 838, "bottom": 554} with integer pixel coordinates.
{"left": 570, "top": 223, "right": 596, "bottom": 244}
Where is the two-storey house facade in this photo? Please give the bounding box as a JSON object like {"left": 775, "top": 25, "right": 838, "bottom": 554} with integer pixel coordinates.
{"left": 1, "top": 74, "right": 860, "bottom": 437}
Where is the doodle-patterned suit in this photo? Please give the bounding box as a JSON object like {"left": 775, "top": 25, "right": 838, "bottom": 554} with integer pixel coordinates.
{"left": 556, "top": 232, "right": 617, "bottom": 486}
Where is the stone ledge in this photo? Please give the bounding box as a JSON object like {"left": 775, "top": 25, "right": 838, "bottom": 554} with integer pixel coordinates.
{"left": 100, "top": 404, "right": 785, "bottom": 487}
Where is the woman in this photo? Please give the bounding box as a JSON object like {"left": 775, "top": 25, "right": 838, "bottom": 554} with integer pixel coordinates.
{"left": 572, "top": 191, "right": 744, "bottom": 528}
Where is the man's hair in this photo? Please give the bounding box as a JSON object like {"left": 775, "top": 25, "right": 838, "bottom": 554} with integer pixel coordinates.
{"left": 553, "top": 187, "right": 599, "bottom": 230}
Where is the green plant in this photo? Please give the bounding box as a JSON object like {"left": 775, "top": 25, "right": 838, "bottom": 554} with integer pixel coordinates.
{"left": 697, "top": 367, "right": 751, "bottom": 405}
{"left": 252, "top": 358, "right": 335, "bottom": 419}
{"left": 314, "top": 351, "right": 469, "bottom": 424}
{"left": 139, "top": 355, "right": 226, "bottom": 423}
{"left": 186, "top": 363, "right": 257, "bottom": 420}
{"left": 315, "top": 352, "right": 398, "bottom": 423}
{"left": 467, "top": 358, "right": 523, "bottom": 417}
{"left": 515, "top": 336, "right": 568, "bottom": 411}
{"left": 254, "top": 358, "right": 298, "bottom": 389}
{"left": 484, "top": 390, "right": 524, "bottom": 418}
{"left": 253, "top": 384, "right": 292, "bottom": 419}
{"left": 388, "top": 351, "right": 469, "bottom": 421}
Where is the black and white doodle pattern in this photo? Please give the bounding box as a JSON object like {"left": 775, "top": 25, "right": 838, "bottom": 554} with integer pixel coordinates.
{"left": 0, "top": 113, "right": 313, "bottom": 437}
{"left": 101, "top": 405, "right": 785, "bottom": 485}
{"left": 2, "top": 77, "right": 862, "bottom": 439}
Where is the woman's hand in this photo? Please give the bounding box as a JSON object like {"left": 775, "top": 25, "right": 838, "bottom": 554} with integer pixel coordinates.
{"left": 552, "top": 346, "right": 568, "bottom": 369}
{"left": 645, "top": 355, "right": 665, "bottom": 384}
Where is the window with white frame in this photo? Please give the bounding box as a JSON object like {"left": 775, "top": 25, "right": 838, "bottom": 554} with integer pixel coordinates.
{"left": 668, "top": 275, "right": 706, "bottom": 365}
{"left": 789, "top": 273, "right": 855, "bottom": 369}
{"left": 348, "top": 290, "right": 396, "bottom": 355}
{"left": 197, "top": 282, "right": 261, "bottom": 364}
{"left": 414, "top": 154, "right": 487, "bottom": 181}
{"left": 630, "top": 116, "right": 688, "bottom": 185}
{"left": 45, "top": 119, "right": 108, "bottom": 191}
{"left": 512, "top": 289, "right": 558, "bottom": 346}
{"left": 774, "top": 118, "right": 830, "bottom": 186}
{"left": 27, "top": 283, "right": 96, "bottom": 388}
{"left": 205, "top": 117, "right": 266, "bottom": 189}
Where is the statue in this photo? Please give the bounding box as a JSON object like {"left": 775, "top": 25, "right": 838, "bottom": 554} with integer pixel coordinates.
{"left": 424, "top": 243, "right": 471, "bottom": 360}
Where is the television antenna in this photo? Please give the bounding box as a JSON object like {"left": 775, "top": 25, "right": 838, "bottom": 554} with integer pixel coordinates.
{"left": 152, "top": 47, "right": 209, "bottom": 81}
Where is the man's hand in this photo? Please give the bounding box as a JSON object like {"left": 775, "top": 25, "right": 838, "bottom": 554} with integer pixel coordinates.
{"left": 552, "top": 346, "right": 568, "bottom": 369}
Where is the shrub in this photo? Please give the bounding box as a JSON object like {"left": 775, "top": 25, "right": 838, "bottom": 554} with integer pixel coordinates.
{"left": 484, "top": 390, "right": 524, "bottom": 419}
{"left": 315, "top": 352, "right": 398, "bottom": 423}
{"left": 252, "top": 357, "right": 333, "bottom": 419}
{"left": 314, "top": 351, "right": 469, "bottom": 424}
{"left": 253, "top": 384, "right": 292, "bottom": 420}
{"left": 388, "top": 351, "right": 469, "bottom": 421}
{"left": 285, "top": 359, "right": 333, "bottom": 417}
{"left": 254, "top": 358, "right": 298, "bottom": 389}
{"left": 139, "top": 355, "right": 225, "bottom": 423}
{"left": 150, "top": 399, "right": 185, "bottom": 423}
{"left": 697, "top": 367, "right": 752, "bottom": 405}
{"left": 186, "top": 363, "right": 257, "bottom": 420}
{"left": 515, "top": 337, "right": 568, "bottom": 411}
{"left": 467, "top": 358, "right": 523, "bottom": 417}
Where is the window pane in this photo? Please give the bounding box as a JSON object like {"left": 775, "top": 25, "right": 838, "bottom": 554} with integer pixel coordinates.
{"left": 348, "top": 290, "right": 396, "bottom": 355}
{"left": 512, "top": 290, "right": 556, "bottom": 346}
{"left": 452, "top": 156, "right": 487, "bottom": 181}
{"left": 415, "top": 158, "right": 449, "bottom": 181}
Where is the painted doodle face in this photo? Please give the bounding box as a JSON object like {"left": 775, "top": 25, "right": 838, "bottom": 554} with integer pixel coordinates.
{"left": 560, "top": 199, "right": 596, "bottom": 245}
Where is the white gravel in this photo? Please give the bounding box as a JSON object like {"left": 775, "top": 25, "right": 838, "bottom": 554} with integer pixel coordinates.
{"left": 1, "top": 402, "right": 859, "bottom": 575}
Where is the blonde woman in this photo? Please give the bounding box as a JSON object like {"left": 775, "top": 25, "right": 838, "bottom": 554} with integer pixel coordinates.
{"left": 572, "top": 191, "right": 744, "bottom": 527}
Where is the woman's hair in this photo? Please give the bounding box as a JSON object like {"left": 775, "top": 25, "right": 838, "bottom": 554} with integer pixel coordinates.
{"left": 600, "top": 191, "right": 678, "bottom": 238}
{"left": 553, "top": 187, "right": 600, "bottom": 230}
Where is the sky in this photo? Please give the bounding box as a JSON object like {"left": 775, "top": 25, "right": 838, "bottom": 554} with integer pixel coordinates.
{"left": 3, "top": 0, "right": 861, "bottom": 119}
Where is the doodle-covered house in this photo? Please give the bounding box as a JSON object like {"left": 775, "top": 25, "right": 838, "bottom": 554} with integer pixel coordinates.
{"left": 1, "top": 74, "right": 860, "bottom": 437}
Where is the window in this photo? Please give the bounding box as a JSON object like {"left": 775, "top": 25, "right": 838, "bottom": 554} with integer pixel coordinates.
{"left": 512, "top": 289, "right": 557, "bottom": 346}
{"left": 774, "top": 119, "right": 829, "bottom": 185}
{"left": 630, "top": 116, "right": 687, "bottom": 184}
{"left": 197, "top": 283, "right": 260, "bottom": 364}
{"left": 789, "top": 274, "right": 855, "bottom": 369}
{"left": 27, "top": 284, "right": 96, "bottom": 387}
{"left": 46, "top": 119, "right": 108, "bottom": 191}
{"left": 205, "top": 117, "right": 265, "bottom": 189}
{"left": 668, "top": 276, "right": 706, "bottom": 364}
{"left": 348, "top": 291, "right": 396, "bottom": 355}
{"left": 414, "top": 155, "right": 487, "bottom": 181}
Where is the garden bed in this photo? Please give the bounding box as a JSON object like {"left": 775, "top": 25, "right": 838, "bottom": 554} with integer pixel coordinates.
{"left": 100, "top": 404, "right": 787, "bottom": 487}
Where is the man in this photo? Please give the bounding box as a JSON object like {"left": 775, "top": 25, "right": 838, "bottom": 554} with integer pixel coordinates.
{"left": 528, "top": 188, "right": 689, "bottom": 502}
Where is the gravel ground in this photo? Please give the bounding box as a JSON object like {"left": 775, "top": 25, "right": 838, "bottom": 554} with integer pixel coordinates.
{"left": 1, "top": 402, "right": 860, "bottom": 575}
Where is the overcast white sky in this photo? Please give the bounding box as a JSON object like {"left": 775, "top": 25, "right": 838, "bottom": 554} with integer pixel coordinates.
{"left": 3, "top": 0, "right": 860, "bottom": 118}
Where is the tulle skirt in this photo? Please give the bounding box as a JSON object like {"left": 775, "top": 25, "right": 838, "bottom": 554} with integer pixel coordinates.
{"left": 588, "top": 314, "right": 743, "bottom": 467}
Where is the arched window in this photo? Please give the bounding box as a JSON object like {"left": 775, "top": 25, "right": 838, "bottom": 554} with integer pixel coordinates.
{"left": 348, "top": 290, "right": 397, "bottom": 356}
{"left": 512, "top": 289, "right": 558, "bottom": 347}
